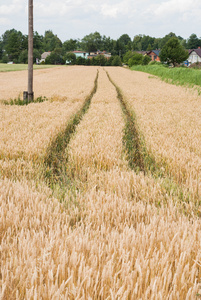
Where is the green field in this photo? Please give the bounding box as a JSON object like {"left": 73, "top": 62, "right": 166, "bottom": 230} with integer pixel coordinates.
{"left": 0, "top": 63, "right": 59, "bottom": 72}
{"left": 131, "top": 64, "right": 201, "bottom": 89}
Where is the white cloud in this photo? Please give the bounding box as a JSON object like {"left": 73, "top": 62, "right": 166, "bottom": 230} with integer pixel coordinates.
{"left": 100, "top": 0, "right": 138, "bottom": 18}
{"left": 0, "top": 2, "right": 23, "bottom": 15}
{"left": 1, "top": 0, "right": 201, "bottom": 40}
{"left": 0, "top": 17, "right": 10, "bottom": 25}
{"left": 154, "top": 0, "right": 200, "bottom": 16}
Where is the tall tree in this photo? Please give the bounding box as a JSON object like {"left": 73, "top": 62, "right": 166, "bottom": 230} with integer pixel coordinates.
{"left": 2, "top": 29, "right": 24, "bottom": 62}
{"left": 0, "top": 38, "right": 3, "bottom": 60}
{"left": 63, "top": 39, "right": 78, "bottom": 52}
{"left": 117, "top": 34, "right": 132, "bottom": 54}
{"left": 81, "top": 32, "right": 102, "bottom": 53}
{"left": 186, "top": 34, "right": 201, "bottom": 49}
{"left": 159, "top": 37, "right": 189, "bottom": 67}
{"left": 133, "top": 35, "right": 142, "bottom": 50}
{"left": 33, "top": 31, "right": 44, "bottom": 51}
{"left": 118, "top": 34, "right": 131, "bottom": 46}
{"left": 159, "top": 32, "right": 176, "bottom": 49}
{"left": 101, "top": 35, "right": 115, "bottom": 52}
{"left": 45, "top": 48, "right": 64, "bottom": 65}
{"left": 43, "top": 30, "right": 62, "bottom": 51}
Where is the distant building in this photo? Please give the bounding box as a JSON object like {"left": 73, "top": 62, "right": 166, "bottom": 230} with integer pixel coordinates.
{"left": 88, "top": 50, "right": 111, "bottom": 60}
{"left": 71, "top": 50, "right": 111, "bottom": 60}
{"left": 188, "top": 48, "right": 201, "bottom": 64}
{"left": 147, "top": 50, "right": 161, "bottom": 62}
{"left": 136, "top": 51, "right": 149, "bottom": 56}
{"left": 40, "top": 52, "right": 51, "bottom": 63}
{"left": 72, "top": 51, "right": 89, "bottom": 59}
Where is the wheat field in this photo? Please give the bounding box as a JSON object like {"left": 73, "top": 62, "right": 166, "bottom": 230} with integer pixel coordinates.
{"left": 1, "top": 66, "right": 201, "bottom": 299}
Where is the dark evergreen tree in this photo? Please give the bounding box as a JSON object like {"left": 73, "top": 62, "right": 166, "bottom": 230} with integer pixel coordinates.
{"left": 186, "top": 34, "right": 201, "bottom": 49}
{"left": 43, "top": 30, "right": 62, "bottom": 52}
{"left": 159, "top": 37, "right": 189, "bottom": 67}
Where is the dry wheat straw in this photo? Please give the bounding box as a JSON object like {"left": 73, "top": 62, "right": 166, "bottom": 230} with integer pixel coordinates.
{"left": 0, "top": 66, "right": 98, "bottom": 101}
{"left": 1, "top": 66, "right": 201, "bottom": 299}
{"left": 0, "top": 67, "right": 97, "bottom": 161}
{"left": 106, "top": 67, "right": 201, "bottom": 200}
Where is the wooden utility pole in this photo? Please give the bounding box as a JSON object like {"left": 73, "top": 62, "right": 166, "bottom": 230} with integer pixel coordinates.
{"left": 28, "top": 0, "right": 34, "bottom": 102}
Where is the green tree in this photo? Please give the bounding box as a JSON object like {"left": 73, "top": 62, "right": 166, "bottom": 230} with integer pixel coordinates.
{"left": 142, "top": 55, "right": 151, "bottom": 65}
{"left": 21, "top": 34, "right": 28, "bottom": 51}
{"left": 43, "top": 30, "right": 62, "bottom": 52}
{"left": 2, "top": 29, "right": 24, "bottom": 62}
{"left": 153, "top": 38, "right": 160, "bottom": 50}
{"left": 186, "top": 34, "right": 201, "bottom": 49}
{"left": 33, "top": 49, "right": 41, "bottom": 64}
{"left": 133, "top": 35, "right": 142, "bottom": 51}
{"left": 64, "top": 52, "right": 76, "bottom": 64}
{"left": 128, "top": 52, "right": 143, "bottom": 67}
{"left": 141, "top": 35, "right": 155, "bottom": 51}
{"left": 18, "top": 49, "right": 28, "bottom": 63}
{"left": 94, "top": 55, "right": 107, "bottom": 66}
{"left": 111, "top": 55, "right": 122, "bottom": 66}
{"left": 63, "top": 39, "right": 78, "bottom": 52}
{"left": 102, "top": 35, "right": 115, "bottom": 52}
{"left": 33, "top": 31, "right": 44, "bottom": 51}
{"left": 123, "top": 50, "right": 134, "bottom": 64}
{"left": 147, "top": 43, "right": 152, "bottom": 51}
{"left": 159, "top": 32, "right": 176, "bottom": 49}
{"left": 45, "top": 48, "right": 64, "bottom": 64}
{"left": 0, "top": 39, "right": 3, "bottom": 60}
{"left": 75, "top": 56, "right": 86, "bottom": 65}
{"left": 115, "top": 34, "right": 132, "bottom": 56}
{"left": 82, "top": 32, "right": 102, "bottom": 53}
{"left": 2, "top": 53, "right": 9, "bottom": 63}
{"left": 118, "top": 34, "right": 131, "bottom": 46}
{"left": 159, "top": 37, "right": 189, "bottom": 67}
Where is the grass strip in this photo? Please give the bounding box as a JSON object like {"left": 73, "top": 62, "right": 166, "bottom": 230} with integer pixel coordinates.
{"left": 44, "top": 70, "right": 99, "bottom": 191}
{"left": 131, "top": 64, "right": 201, "bottom": 91}
{"left": 3, "top": 95, "right": 48, "bottom": 105}
{"left": 0, "top": 63, "right": 58, "bottom": 72}
{"left": 106, "top": 70, "right": 158, "bottom": 174}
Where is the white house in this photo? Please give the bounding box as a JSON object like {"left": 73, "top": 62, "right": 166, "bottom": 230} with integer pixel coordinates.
{"left": 188, "top": 48, "right": 201, "bottom": 64}
{"left": 72, "top": 51, "right": 89, "bottom": 59}
{"left": 40, "top": 52, "right": 51, "bottom": 63}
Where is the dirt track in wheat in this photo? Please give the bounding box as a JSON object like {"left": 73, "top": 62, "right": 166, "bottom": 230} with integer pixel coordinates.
{"left": 1, "top": 66, "right": 201, "bottom": 299}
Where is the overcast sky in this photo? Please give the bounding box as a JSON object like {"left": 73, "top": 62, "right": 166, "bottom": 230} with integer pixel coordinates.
{"left": 0, "top": 0, "right": 201, "bottom": 41}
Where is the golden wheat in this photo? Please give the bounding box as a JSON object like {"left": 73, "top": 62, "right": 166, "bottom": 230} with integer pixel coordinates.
{"left": 0, "top": 66, "right": 98, "bottom": 101}
{"left": 0, "top": 67, "right": 97, "bottom": 160}
{"left": 107, "top": 67, "right": 201, "bottom": 199}
{"left": 1, "top": 66, "right": 201, "bottom": 299}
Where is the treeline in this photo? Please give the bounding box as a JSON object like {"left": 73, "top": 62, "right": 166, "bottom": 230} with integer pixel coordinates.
{"left": 0, "top": 29, "right": 200, "bottom": 65}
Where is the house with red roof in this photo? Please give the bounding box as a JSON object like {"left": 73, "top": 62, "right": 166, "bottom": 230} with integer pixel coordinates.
{"left": 147, "top": 50, "right": 161, "bottom": 62}
{"left": 72, "top": 51, "right": 89, "bottom": 59}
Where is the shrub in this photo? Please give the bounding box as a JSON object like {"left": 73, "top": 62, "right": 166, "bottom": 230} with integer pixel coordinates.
{"left": 128, "top": 53, "right": 143, "bottom": 67}
{"left": 142, "top": 55, "right": 151, "bottom": 65}
{"left": 123, "top": 51, "right": 134, "bottom": 64}
{"left": 111, "top": 55, "right": 122, "bottom": 66}
{"left": 149, "top": 61, "right": 161, "bottom": 65}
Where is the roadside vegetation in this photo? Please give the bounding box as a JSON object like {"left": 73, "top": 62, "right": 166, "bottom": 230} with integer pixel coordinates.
{"left": 3, "top": 95, "right": 48, "bottom": 105}
{"left": 131, "top": 64, "right": 201, "bottom": 89}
